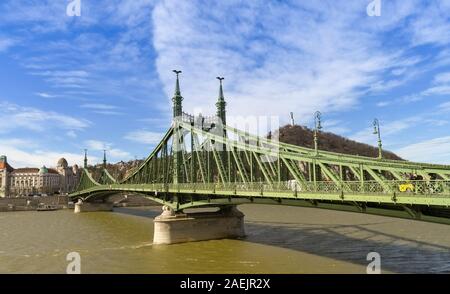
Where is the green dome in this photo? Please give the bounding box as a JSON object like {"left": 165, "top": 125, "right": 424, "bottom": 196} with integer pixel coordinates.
{"left": 39, "top": 166, "right": 48, "bottom": 174}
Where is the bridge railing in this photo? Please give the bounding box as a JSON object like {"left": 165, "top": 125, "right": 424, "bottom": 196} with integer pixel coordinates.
{"left": 162, "top": 180, "right": 450, "bottom": 196}
{"left": 73, "top": 180, "right": 450, "bottom": 199}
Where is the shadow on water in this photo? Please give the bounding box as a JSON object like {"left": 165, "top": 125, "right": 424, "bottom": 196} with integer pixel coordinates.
{"left": 112, "top": 206, "right": 161, "bottom": 219}
{"left": 244, "top": 220, "right": 450, "bottom": 273}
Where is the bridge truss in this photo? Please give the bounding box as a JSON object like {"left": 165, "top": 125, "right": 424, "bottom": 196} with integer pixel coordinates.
{"left": 70, "top": 73, "right": 450, "bottom": 224}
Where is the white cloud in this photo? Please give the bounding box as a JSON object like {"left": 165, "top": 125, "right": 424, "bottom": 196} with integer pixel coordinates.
{"left": 33, "top": 70, "right": 89, "bottom": 78}
{"left": 80, "top": 103, "right": 123, "bottom": 115}
{"left": 1, "top": 0, "right": 161, "bottom": 104}
{"left": 0, "top": 1, "right": 99, "bottom": 33}
{"left": 0, "top": 102, "right": 90, "bottom": 133}
{"left": 320, "top": 119, "right": 350, "bottom": 135}
{"left": 439, "top": 101, "right": 450, "bottom": 112}
{"left": 350, "top": 116, "right": 423, "bottom": 146}
{"left": 36, "top": 92, "right": 59, "bottom": 98}
{"left": 109, "top": 0, "right": 155, "bottom": 27}
{"left": 388, "top": 70, "right": 450, "bottom": 105}
{"left": 124, "top": 130, "right": 164, "bottom": 145}
{"left": 409, "top": 1, "right": 450, "bottom": 46}
{"left": 421, "top": 70, "right": 450, "bottom": 97}
{"left": 422, "top": 85, "right": 450, "bottom": 96}
{"left": 151, "top": 1, "right": 424, "bottom": 125}
{"left": 66, "top": 131, "right": 77, "bottom": 139}
{"left": 0, "top": 37, "right": 16, "bottom": 52}
{"left": 395, "top": 136, "right": 450, "bottom": 164}
{"left": 424, "top": 119, "right": 449, "bottom": 127}
{"left": 376, "top": 101, "right": 391, "bottom": 107}
{"left": 0, "top": 139, "right": 87, "bottom": 168}
{"left": 85, "top": 140, "right": 108, "bottom": 150}
{"left": 81, "top": 103, "right": 118, "bottom": 110}
{"left": 433, "top": 72, "right": 450, "bottom": 84}
{"left": 92, "top": 110, "right": 124, "bottom": 116}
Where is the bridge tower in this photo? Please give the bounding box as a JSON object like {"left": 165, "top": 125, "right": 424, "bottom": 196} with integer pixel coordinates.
{"left": 153, "top": 74, "right": 245, "bottom": 244}
{"left": 172, "top": 70, "right": 183, "bottom": 185}
{"left": 216, "top": 77, "right": 228, "bottom": 178}
{"left": 216, "top": 77, "right": 227, "bottom": 127}
{"left": 103, "top": 150, "right": 107, "bottom": 168}
{"left": 83, "top": 149, "right": 88, "bottom": 169}
{"left": 172, "top": 70, "right": 183, "bottom": 118}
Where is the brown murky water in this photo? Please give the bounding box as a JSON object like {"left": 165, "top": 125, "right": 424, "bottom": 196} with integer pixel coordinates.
{"left": 0, "top": 204, "right": 449, "bottom": 273}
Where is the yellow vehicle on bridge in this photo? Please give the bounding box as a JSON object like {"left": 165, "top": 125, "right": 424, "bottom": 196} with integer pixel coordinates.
{"left": 399, "top": 182, "right": 414, "bottom": 193}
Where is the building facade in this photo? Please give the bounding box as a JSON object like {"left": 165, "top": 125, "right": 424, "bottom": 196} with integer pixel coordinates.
{"left": 0, "top": 156, "right": 80, "bottom": 198}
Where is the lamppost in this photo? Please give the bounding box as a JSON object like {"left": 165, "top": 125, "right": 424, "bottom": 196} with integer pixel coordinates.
{"left": 373, "top": 118, "right": 383, "bottom": 159}
{"left": 314, "top": 111, "right": 322, "bottom": 155}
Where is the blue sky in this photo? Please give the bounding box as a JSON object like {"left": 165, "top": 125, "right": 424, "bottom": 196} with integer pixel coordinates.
{"left": 0, "top": 0, "right": 449, "bottom": 168}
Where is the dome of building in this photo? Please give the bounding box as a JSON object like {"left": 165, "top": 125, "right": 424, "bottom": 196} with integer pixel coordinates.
{"left": 72, "top": 164, "right": 79, "bottom": 173}
{"left": 39, "top": 166, "right": 48, "bottom": 174}
{"left": 57, "top": 158, "right": 68, "bottom": 168}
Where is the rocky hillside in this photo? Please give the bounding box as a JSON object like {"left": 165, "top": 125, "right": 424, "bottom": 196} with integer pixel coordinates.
{"left": 273, "top": 124, "right": 402, "bottom": 160}
{"left": 88, "top": 159, "right": 144, "bottom": 182}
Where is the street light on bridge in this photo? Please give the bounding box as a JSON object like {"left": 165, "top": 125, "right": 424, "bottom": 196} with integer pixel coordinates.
{"left": 373, "top": 118, "right": 383, "bottom": 159}
{"left": 314, "top": 111, "right": 322, "bottom": 156}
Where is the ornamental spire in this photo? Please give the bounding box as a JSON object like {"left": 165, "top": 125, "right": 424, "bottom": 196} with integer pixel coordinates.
{"left": 216, "top": 76, "right": 227, "bottom": 126}
{"left": 217, "top": 77, "right": 224, "bottom": 101}
{"left": 103, "top": 150, "right": 107, "bottom": 168}
{"left": 84, "top": 149, "right": 88, "bottom": 169}
{"left": 172, "top": 70, "right": 183, "bottom": 119}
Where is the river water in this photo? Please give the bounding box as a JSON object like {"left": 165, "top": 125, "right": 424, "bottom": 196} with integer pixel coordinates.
{"left": 0, "top": 204, "right": 449, "bottom": 274}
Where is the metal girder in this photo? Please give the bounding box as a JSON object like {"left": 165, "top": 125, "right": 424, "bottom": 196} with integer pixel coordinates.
{"left": 438, "top": 173, "right": 450, "bottom": 180}
{"left": 390, "top": 170, "right": 405, "bottom": 180}
{"left": 417, "top": 171, "right": 431, "bottom": 181}
{"left": 183, "top": 122, "right": 449, "bottom": 183}
{"left": 364, "top": 167, "right": 392, "bottom": 192}
{"left": 317, "top": 162, "right": 352, "bottom": 192}
{"left": 179, "top": 132, "right": 190, "bottom": 183}
{"left": 280, "top": 157, "right": 307, "bottom": 189}
{"left": 288, "top": 159, "right": 308, "bottom": 184}
{"left": 230, "top": 146, "right": 249, "bottom": 183}
{"left": 348, "top": 165, "right": 362, "bottom": 180}
{"left": 317, "top": 162, "right": 340, "bottom": 185}
{"left": 224, "top": 124, "right": 450, "bottom": 172}
{"left": 192, "top": 133, "right": 207, "bottom": 184}
{"left": 75, "top": 168, "right": 100, "bottom": 191}
{"left": 209, "top": 138, "right": 228, "bottom": 185}
{"left": 251, "top": 151, "right": 273, "bottom": 184}
{"left": 122, "top": 127, "right": 174, "bottom": 184}
{"left": 99, "top": 168, "right": 117, "bottom": 185}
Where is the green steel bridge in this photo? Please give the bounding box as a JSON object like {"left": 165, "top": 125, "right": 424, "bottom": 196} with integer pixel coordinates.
{"left": 70, "top": 72, "right": 450, "bottom": 224}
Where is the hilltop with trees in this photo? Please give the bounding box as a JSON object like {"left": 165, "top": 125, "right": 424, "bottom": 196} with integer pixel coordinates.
{"left": 273, "top": 124, "right": 402, "bottom": 160}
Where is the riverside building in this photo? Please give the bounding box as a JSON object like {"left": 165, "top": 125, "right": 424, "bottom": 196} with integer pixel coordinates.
{"left": 0, "top": 156, "right": 80, "bottom": 198}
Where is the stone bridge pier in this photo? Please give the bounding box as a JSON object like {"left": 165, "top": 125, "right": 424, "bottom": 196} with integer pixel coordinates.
{"left": 153, "top": 205, "right": 246, "bottom": 245}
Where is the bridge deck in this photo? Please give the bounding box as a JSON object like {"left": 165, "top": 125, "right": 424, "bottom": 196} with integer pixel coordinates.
{"left": 70, "top": 180, "right": 450, "bottom": 207}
